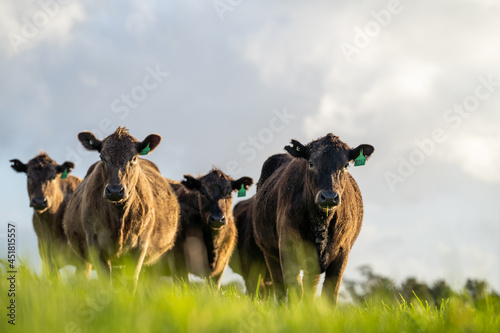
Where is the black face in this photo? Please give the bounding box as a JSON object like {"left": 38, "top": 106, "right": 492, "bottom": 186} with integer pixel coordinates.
{"left": 307, "top": 148, "right": 350, "bottom": 209}
{"left": 10, "top": 155, "right": 74, "bottom": 213}
{"left": 284, "top": 134, "right": 374, "bottom": 211}
{"left": 182, "top": 170, "right": 253, "bottom": 230}
{"left": 78, "top": 127, "right": 161, "bottom": 203}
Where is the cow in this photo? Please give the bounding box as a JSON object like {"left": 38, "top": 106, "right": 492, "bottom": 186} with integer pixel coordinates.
{"left": 168, "top": 168, "right": 253, "bottom": 288}
{"left": 63, "top": 127, "right": 179, "bottom": 289}
{"left": 253, "top": 133, "right": 374, "bottom": 304}
{"left": 10, "top": 153, "right": 90, "bottom": 277}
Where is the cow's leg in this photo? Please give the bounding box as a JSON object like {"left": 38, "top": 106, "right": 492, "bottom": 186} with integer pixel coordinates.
{"left": 39, "top": 240, "right": 60, "bottom": 279}
{"left": 279, "top": 228, "right": 304, "bottom": 303}
{"left": 302, "top": 272, "right": 321, "bottom": 301}
{"left": 132, "top": 239, "right": 150, "bottom": 294}
{"left": 322, "top": 250, "right": 349, "bottom": 305}
{"left": 75, "top": 261, "right": 92, "bottom": 280}
{"left": 171, "top": 246, "right": 189, "bottom": 285}
{"left": 89, "top": 246, "right": 111, "bottom": 284}
{"left": 99, "top": 255, "right": 112, "bottom": 284}
{"left": 246, "top": 261, "right": 268, "bottom": 298}
{"left": 210, "top": 271, "right": 224, "bottom": 289}
{"left": 264, "top": 253, "right": 286, "bottom": 302}
{"left": 73, "top": 236, "right": 92, "bottom": 280}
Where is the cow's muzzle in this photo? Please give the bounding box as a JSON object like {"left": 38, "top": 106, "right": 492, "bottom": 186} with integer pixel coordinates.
{"left": 30, "top": 197, "right": 48, "bottom": 211}
{"left": 208, "top": 214, "right": 226, "bottom": 230}
{"left": 316, "top": 190, "right": 340, "bottom": 208}
{"left": 105, "top": 184, "right": 127, "bottom": 202}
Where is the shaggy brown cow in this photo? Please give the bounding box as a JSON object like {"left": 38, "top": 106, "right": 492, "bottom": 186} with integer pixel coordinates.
{"left": 10, "top": 153, "right": 90, "bottom": 276}
{"left": 168, "top": 169, "right": 253, "bottom": 287}
{"left": 63, "top": 127, "right": 179, "bottom": 288}
{"left": 253, "top": 133, "right": 374, "bottom": 303}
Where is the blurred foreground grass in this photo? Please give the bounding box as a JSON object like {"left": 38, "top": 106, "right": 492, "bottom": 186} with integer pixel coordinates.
{"left": 1, "top": 262, "right": 499, "bottom": 333}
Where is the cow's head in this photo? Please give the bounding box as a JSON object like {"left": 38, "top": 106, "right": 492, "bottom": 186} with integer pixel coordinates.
{"left": 181, "top": 169, "right": 253, "bottom": 230}
{"left": 10, "top": 153, "right": 75, "bottom": 213}
{"left": 78, "top": 127, "right": 161, "bottom": 203}
{"left": 284, "top": 134, "right": 374, "bottom": 212}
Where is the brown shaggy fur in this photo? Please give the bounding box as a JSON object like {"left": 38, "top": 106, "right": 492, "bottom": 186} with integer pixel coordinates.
{"left": 63, "top": 127, "right": 179, "bottom": 286}
{"left": 253, "top": 134, "right": 374, "bottom": 303}
{"left": 10, "top": 153, "right": 89, "bottom": 276}
{"left": 167, "top": 169, "right": 253, "bottom": 287}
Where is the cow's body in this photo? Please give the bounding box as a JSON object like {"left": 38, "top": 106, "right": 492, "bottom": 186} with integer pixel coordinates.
{"left": 10, "top": 153, "right": 89, "bottom": 276}
{"left": 253, "top": 134, "right": 374, "bottom": 303}
{"left": 63, "top": 127, "right": 179, "bottom": 287}
{"left": 168, "top": 169, "right": 253, "bottom": 287}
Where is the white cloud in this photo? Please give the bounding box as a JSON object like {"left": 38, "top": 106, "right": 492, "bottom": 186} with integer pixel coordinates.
{"left": 0, "top": 0, "right": 86, "bottom": 56}
{"left": 448, "top": 134, "right": 500, "bottom": 183}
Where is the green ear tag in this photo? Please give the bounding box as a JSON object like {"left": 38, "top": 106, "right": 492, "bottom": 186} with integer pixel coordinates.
{"left": 140, "top": 143, "right": 151, "bottom": 156}
{"left": 237, "top": 184, "right": 247, "bottom": 198}
{"left": 61, "top": 169, "right": 68, "bottom": 179}
{"left": 354, "top": 149, "right": 366, "bottom": 167}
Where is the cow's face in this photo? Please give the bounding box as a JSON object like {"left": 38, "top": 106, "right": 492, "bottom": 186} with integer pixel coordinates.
{"left": 182, "top": 170, "right": 253, "bottom": 230}
{"left": 78, "top": 127, "right": 161, "bottom": 203}
{"left": 10, "top": 154, "right": 74, "bottom": 213}
{"left": 285, "top": 134, "right": 374, "bottom": 212}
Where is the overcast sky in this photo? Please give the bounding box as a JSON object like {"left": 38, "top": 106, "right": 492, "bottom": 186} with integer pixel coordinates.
{"left": 1, "top": 0, "right": 499, "bottom": 292}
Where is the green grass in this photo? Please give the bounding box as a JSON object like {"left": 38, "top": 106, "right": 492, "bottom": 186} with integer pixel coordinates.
{"left": 1, "top": 263, "right": 499, "bottom": 333}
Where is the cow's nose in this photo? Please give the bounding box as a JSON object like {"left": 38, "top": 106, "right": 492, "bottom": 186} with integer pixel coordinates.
{"left": 31, "top": 197, "right": 48, "bottom": 210}
{"left": 105, "top": 185, "right": 125, "bottom": 201}
{"left": 208, "top": 214, "right": 226, "bottom": 229}
{"left": 316, "top": 191, "right": 340, "bottom": 208}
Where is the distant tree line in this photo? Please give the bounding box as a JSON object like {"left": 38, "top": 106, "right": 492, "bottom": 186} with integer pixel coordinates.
{"left": 342, "top": 265, "right": 499, "bottom": 307}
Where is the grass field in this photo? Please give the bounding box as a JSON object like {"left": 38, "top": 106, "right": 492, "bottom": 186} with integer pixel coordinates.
{"left": 1, "top": 262, "right": 499, "bottom": 333}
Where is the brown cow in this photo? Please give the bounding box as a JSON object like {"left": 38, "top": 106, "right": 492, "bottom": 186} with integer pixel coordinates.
{"left": 168, "top": 168, "right": 253, "bottom": 288}
{"left": 10, "top": 153, "right": 90, "bottom": 277}
{"left": 253, "top": 133, "right": 374, "bottom": 304}
{"left": 63, "top": 127, "right": 179, "bottom": 288}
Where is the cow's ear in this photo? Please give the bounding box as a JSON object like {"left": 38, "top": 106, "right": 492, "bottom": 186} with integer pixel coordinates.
{"left": 349, "top": 144, "right": 375, "bottom": 163}
{"left": 10, "top": 159, "right": 27, "bottom": 173}
{"left": 78, "top": 132, "right": 102, "bottom": 152}
{"left": 56, "top": 161, "right": 75, "bottom": 174}
{"left": 284, "top": 139, "right": 309, "bottom": 159}
{"left": 137, "top": 134, "right": 161, "bottom": 156}
{"left": 232, "top": 177, "right": 254, "bottom": 191}
{"left": 181, "top": 175, "right": 202, "bottom": 191}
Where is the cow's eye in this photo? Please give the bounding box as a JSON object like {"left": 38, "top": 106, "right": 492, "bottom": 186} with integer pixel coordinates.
{"left": 131, "top": 156, "right": 138, "bottom": 164}
{"left": 344, "top": 163, "right": 349, "bottom": 170}
{"left": 308, "top": 161, "right": 314, "bottom": 169}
